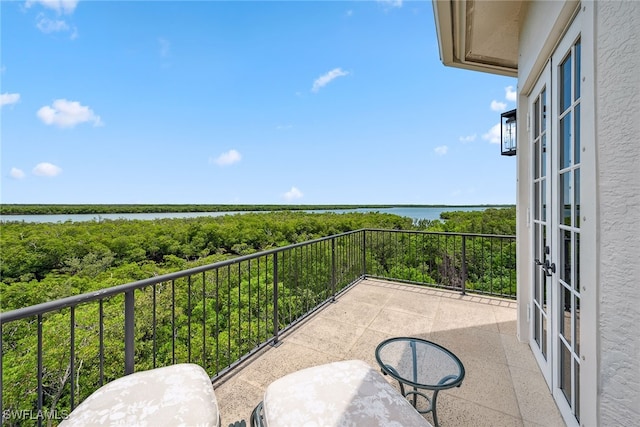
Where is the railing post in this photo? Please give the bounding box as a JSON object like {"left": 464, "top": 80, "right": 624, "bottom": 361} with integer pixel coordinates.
{"left": 461, "top": 235, "right": 467, "bottom": 295}
{"left": 331, "top": 238, "right": 336, "bottom": 301}
{"left": 37, "top": 314, "right": 43, "bottom": 427}
{"left": 362, "top": 230, "right": 367, "bottom": 277}
{"left": 0, "top": 323, "right": 2, "bottom": 421}
{"left": 272, "top": 253, "right": 280, "bottom": 346}
{"left": 70, "top": 307, "right": 75, "bottom": 410}
{"left": 124, "top": 290, "right": 135, "bottom": 375}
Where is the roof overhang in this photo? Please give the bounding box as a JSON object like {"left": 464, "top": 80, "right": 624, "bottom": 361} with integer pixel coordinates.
{"left": 432, "top": 0, "right": 524, "bottom": 77}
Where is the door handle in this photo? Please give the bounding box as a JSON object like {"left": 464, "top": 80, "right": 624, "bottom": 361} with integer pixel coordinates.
{"left": 541, "top": 260, "right": 556, "bottom": 276}
{"left": 535, "top": 259, "right": 556, "bottom": 276}
{"left": 545, "top": 261, "right": 556, "bottom": 274}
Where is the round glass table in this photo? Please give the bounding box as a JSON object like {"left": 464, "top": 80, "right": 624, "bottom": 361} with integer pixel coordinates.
{"left": 375, "top": 337, "right": 465, "bottom": 427}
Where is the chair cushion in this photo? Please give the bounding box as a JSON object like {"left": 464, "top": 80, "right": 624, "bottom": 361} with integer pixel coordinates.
{"left": 262, "top": 360, "right": 432, "bottom": 427}
{"left": 60, "top": 363, "right": 219, "bottom": 427}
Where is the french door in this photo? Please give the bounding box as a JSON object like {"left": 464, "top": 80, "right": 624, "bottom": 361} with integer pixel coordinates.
{"left": 529, "top": 10, "right": 581, "bottom": 426}
{"left": 530, "top": 61, "right": 552, "bottom": 386}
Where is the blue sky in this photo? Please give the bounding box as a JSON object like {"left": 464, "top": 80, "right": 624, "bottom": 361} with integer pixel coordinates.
{"left": 1, "top": 0, "right": 516, "bottom": 205}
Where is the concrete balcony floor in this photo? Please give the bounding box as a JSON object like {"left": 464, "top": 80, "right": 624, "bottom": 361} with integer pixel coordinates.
{"left": 213, "top": 278, "right": 565, "bottom": 427}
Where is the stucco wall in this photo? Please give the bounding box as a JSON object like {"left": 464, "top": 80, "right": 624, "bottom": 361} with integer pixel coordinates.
{"left": 518, "top": 1, "right": 580, "bottom": 93}
{"left": 595, "top": 1, "right": 640, "bottom": 424}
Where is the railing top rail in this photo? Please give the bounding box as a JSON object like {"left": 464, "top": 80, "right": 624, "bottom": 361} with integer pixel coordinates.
{"left": 0, "top": 228, "right": 363, "bottom": 323}
{"left": 365, "top": 228, "right": 516, "bottom": 239}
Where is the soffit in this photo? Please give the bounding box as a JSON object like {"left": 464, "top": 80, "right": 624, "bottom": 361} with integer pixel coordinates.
{"left": 433, "top": 0, "right": 524, "bottom": 77}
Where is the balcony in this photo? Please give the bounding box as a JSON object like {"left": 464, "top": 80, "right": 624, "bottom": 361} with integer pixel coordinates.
{"left": 1, "top": 229, "right": 563, "bottom": 426}
{"left": 214, "top": 278, "right": 563, "bottom": 426}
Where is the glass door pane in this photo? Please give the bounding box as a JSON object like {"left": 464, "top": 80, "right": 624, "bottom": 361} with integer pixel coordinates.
{"left": 554, "top": 34, "right": 582, "bottom": 423}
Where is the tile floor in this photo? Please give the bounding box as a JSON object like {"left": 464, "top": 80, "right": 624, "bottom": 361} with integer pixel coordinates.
{"left": 213, "top": 278, "right": 565, "bottom": 427}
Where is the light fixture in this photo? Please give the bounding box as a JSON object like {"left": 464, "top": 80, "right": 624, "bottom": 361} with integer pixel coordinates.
{"left": 501, "top": 109, "right": 517, "bottom": 156}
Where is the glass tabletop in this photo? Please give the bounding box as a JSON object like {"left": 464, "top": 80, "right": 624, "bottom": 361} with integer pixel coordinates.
{"left": 375, "top": 337, "right": 465, "bottom": 390}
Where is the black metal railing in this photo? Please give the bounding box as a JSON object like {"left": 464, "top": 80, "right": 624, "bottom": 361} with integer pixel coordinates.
{"left": 363, "top": 229, "right": 516, "bottom": 298}
{"left": 0, "top": 229, "right": 514, "bottom": 426}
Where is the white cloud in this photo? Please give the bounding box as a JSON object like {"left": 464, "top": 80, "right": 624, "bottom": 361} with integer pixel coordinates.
{"left": 491, "top": 100, "right": 507, "bottom": 112}
{"left": 482, "top": 123, "right": 502, "bottom": 144}
{"left": 505, "top": 85, "right": 517, "bottom": 102}
{"left": 27, "top": 2, "right": 79, "bottom": 37}
{"left": 377, "top": 0, "right": 403, "bottom": 8}
{"left": 26, "top": 0, "right": 79, "bottom": 15}
{"left": 312, "top": 68, "right": 349, "bottom": 93}
{"left": 10, "top": 168, "right": 26, "bottom": 179}
{"left": 283, "top": 186, "right": 303, "bottom": 201}
{"left": 459, "top": 134, "right": 476, "bottom": 143}
{"left": 35, "top": 15, "right": 77, "bottom": 38}
{"left": 36, "top": 14, "right": 69, "bottom": 33}
{"left": 37, "top": 99, "right": 103, "bottom": 128}
{"left": 434, "top": 145, "right": 448, "bottom": 155}
{"left": 211, "top": 149, "right": 241, "bottom": 166}
{"left": 1, "top": 93, "right": 21, "bottom": 107}
{"left": 33, "top": 162, "right": 62, "bottom": 177}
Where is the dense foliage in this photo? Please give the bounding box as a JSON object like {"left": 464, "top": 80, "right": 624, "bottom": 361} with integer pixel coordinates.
{"left": 0, "top": 208, "right": 514, "bottom": 425}
{"left": 0, "top": 212, "right": 416, "bottom": 308}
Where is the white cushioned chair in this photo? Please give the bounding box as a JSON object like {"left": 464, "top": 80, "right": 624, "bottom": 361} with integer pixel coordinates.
{"left": 251, "top": 359, "right": 432, "bottom": 426}
{"left": 60, "top": 363, "right": 219, "bottom": 427}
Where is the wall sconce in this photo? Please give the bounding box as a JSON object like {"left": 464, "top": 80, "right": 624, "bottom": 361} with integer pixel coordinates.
{"left": 501, "top": 109, "right": 517, "bottom": 156}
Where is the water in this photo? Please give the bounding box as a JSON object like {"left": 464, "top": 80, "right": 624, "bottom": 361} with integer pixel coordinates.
{"left": 0, "top": 211, "right": 240, "bottom": 224}
{"left": 0, "top": 206, "right": 496, "bottom": 224}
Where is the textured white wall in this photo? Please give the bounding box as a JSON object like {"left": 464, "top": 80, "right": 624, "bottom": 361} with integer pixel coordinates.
{"left": 595, "top": 1, "right": 640, "bottom": 425}
{"left": 518, "top": 1, "right": 577, "bottom": 93}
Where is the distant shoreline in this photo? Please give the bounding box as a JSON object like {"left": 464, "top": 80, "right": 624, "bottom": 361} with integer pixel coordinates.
{"left": 0, "top": 204, "right": 514, "bottom": 216}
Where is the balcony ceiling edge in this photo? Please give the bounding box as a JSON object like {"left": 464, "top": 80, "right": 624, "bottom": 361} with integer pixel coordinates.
{"left": 432, "top": 0, "right": 522, "bottom": 78}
